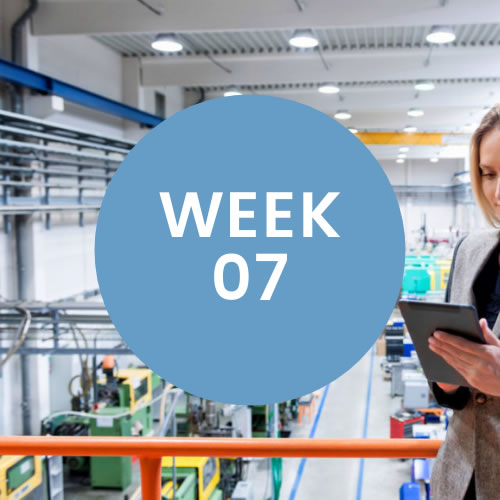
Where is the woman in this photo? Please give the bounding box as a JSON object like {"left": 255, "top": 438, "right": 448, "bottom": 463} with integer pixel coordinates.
{"left": 427, "top": 103, "right": 500, "bottom": 500}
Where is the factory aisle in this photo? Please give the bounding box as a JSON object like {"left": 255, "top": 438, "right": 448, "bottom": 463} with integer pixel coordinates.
{"left": 253, "top": 348, "right": 413, "bottom": 500}
{"left": 362, "top": 353, "right": 415, "bottom": 499}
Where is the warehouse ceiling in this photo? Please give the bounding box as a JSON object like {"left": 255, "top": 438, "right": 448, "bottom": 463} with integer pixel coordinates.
{"left": 32, "top": 0, "right": 500, "bottom": 157}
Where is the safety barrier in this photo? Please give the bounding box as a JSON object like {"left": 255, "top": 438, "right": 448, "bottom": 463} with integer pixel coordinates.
{"left": 0, "top": 436, "right": 442, "bottom": 499}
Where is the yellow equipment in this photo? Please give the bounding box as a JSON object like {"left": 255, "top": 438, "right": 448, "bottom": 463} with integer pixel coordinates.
{"left": 97, "top": 368, "right": 152, "bottom": 411}
{"left": 161, "top": 457, "right": 221, "bottom": 500}
{"left": 439, "top": 265, "right": 451, "bottom": 290}
{"left": 0, "top": 456, "right": 42, "bottom": 499}
{"left": 114, "top": 368, "right": 152, "bottom": 411}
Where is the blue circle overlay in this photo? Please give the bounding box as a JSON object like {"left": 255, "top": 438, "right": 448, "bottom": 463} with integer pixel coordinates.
{"left": 95, "top": 96, "right": 404, "bottom": 404}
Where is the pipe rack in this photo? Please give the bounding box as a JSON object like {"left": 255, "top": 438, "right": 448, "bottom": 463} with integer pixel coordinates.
{"left": 0, "top": 109, "right": 135, "bottom": 226}
{"left": 0, "top": 301, "right": 131, "bottom": 356}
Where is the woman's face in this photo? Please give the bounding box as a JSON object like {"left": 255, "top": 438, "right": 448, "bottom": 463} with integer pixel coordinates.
{"left": 479, "top": 126, "right": 500, "bottom": 220}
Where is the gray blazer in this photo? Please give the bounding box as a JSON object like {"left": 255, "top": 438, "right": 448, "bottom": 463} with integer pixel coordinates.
{"left": 431, "top": 229, "right": 500, "bottom": 500}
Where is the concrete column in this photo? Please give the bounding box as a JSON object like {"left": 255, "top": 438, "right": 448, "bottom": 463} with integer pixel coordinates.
{"left": 165, "top": 86, "right": 185, "bottom": 118}
{"left": 122, "top": 57, "right": 147, "bottom": 141}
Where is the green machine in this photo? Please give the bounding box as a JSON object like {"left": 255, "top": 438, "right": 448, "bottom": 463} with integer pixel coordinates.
{"left": 402, "top": 256, "right": 433, "bottom": 295}
{"left": 403, "top": 255, "right": 452, "bottom": 296}
{"left": 43, "top": 366, "right": 156, "bottom": 490}
{"left": 90, "top": 368, "right": 154, "bottom": 489}
{"left": 89, "top": 407, "right": 133, "bottom": 489}
{"left": 402, "top": 267, "right": 431, "bottom": 294}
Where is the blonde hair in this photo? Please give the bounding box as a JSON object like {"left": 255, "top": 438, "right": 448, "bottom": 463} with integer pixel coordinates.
{"left": 470, "top": 104, "right": 500, "bottom": 226}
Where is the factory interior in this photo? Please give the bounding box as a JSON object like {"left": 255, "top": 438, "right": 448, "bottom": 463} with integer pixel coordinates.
{"left": 0, "top": 1, "right": 499, "bottom": 499}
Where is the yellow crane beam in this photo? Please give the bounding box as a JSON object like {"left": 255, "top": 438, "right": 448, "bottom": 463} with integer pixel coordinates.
{"left": 354, "top": 131, "right": 470, "bottom": 146}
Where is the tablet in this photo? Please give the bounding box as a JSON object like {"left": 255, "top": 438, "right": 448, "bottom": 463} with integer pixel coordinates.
{"left": 398, "top": 300, "right": 485, "bottom": 387}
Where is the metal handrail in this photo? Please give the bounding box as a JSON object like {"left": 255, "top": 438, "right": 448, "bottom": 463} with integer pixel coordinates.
{"left": 0, "top": 436, "right": 442, "bottom": 500}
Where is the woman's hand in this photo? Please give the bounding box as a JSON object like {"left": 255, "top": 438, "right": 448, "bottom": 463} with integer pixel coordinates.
{"left": 428, "top": 319, "right": 500, "bottom": 396}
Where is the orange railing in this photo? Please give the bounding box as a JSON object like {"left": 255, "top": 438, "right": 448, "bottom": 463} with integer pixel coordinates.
{"left": 0, "top": 436, "right": 442, "bottom": 499}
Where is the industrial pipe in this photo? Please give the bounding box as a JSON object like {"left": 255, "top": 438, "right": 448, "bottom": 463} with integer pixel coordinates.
{"left": 10, "top": 0, "right": 39, "bottom": 112}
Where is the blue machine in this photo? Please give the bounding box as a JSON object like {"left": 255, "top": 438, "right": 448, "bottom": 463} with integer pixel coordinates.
{"left": 400, "top": 482, "right": 420, "bottom": 500}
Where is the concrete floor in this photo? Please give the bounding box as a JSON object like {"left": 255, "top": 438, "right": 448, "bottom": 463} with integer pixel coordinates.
{"left": 61, "top": 349, "right": 415, "bottom": 500}
{"left": 246, "top": 350, "right": 413, "bottom": 500}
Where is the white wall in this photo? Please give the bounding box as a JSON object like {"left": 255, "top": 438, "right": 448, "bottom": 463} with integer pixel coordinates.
{"left": 23, "top": 34, "right": 126, "bottom": 137}
{"left": 36, "top": 36, "right": 122, "bottom": 101}
{"left": 32, "top": 214, "right": 99, "bottom": 301}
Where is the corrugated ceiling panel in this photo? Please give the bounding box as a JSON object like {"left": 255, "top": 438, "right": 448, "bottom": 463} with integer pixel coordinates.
{"left": 92, "top": 23, "right": 500, "bottom": 56}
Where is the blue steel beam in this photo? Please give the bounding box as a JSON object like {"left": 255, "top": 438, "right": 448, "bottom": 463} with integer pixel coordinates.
{"left": 0, "top": 57, "right": 163, "bottom": 127}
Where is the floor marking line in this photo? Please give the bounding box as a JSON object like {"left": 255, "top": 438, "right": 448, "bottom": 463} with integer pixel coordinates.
{"left": 288, "top": 383, "right": 330, "bottom": 500}
{"left": 355, "top": 346, "right": 375, "bottom": 500}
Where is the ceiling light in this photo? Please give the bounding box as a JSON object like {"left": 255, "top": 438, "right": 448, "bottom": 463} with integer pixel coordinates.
{"left": 289, "top": 29, "right": 319, "bottom": 48}
{"left": 403, "top": 125, "right": 418, "bottom": 133}
{"left": 318, "top": 83, "right": 340, "bottom": 94}
{"left": 426, "top": 25, "right": 456, "bottom": 44}
{"left": 398, "top": 153, "right": 407, "bottom": 159}
{"left": 224, "top": 86, "right": 243, "bottom": 97}
{"left": 334, "top": 110, "right": 351, "bottom": 120}
{"left": 407, "top": 108, "right": 424, "bottom": 117}
{"left": 396, "top": 158, "right": 405, "bottom": 164}
{"left": 430, "top": 157, "right": 439, "bottom": 163}
{"left": 348, "top": 128, "right": 358, "bottom": 134}
{"left": 414, "top": 80, "right": 435, "bottom": 91}
{"left": 151, "top": 33, "right": 183, "bottom": 52}
{"left": 399, "top": 147, "right": 409, "bottom": 153}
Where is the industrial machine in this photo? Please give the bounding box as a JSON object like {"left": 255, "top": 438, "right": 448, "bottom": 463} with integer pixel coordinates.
{"left": 94, "top": 367, "right": 154, "bottom": 434}
{"left": 402, "top": 267, "right": 431, "bottom": 296}
{"left": 390, "top": 411, "right": 425, "bottom": 439}
{"left": 231, "top": 481, "right": 254, "bottom": 500}
{"left": 161, "top": 457, "right": 223, "bottom": 500}
{"left": 385, "top": 322, "right": 405, "bottom": 362}
{"left": 402, "top": 373, "right": 429, "bottom": 410}
{"left": 250, "top": 402, "right": 297, "bottom": 438}
{"left": 42, "top": 415, "right": 91, "bottom": 479}
{"left": 390, "top": 358, "right": 419, "bottom": 397}
{"left": 402, "top": 255, "right": 452, "bottom": 298}
{"left": 0, "top": 455, "right": 42, "bottom": 499}
{"left": 250, "top": 405, "right": 267, "bottom": 437}
{"left": 91, "top": 366, "right": 154, "bottom": 489}
{"left": 43, "top": 361, "right": 156, "bottom": 490}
